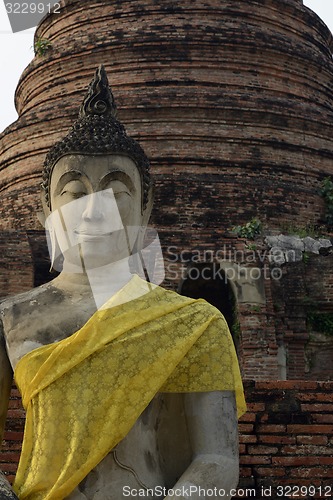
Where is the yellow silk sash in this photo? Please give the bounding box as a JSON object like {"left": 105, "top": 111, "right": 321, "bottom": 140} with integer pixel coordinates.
{"left": 13, "top": 276, "right": 246, "bottom": 499}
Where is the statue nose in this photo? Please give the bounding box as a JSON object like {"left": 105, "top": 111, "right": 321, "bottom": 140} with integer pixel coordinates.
{"left": 82, "top": 193, "right": 104, "bottom": 221}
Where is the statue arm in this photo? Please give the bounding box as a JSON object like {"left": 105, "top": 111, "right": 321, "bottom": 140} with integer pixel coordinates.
{"left": 164, "top": 391, "right": 239, "bottom": 500}
{"left": 0, "top": 320, "right": 19, "bottom": 500}
{"left": 0, "top": 320, "right": 13, "bottom": 443}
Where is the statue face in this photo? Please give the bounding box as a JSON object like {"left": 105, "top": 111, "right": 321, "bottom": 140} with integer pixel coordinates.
{"left": 48, "top": 154, "right": 144, "bottom": 270}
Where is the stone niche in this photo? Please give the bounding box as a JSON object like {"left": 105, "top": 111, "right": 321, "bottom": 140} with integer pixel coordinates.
{"left": 305, "top": 332, "right": 333, "bottom": 380}
{"left": 269, "top": 239, "right": 333, "bottom": 381}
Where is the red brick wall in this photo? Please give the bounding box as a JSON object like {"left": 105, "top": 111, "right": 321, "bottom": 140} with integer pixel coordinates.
{"left": 0, "top": 387, "right": 23, "bottom": 483}
{"left": 0, "top": 231, "right": 34, "bottom": 298}
{"left": 2, "top": 380, "right": 333, "bottom": 497}
{"left": 238, "top": 380, "right": 333, "bottom": 499}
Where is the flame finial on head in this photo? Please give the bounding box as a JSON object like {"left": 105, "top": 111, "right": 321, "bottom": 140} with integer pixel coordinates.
{"left": 79, "top": 65, "right": 117, "bottom": 119}
{"left": 42, "top": 65, "right": 151, "bottom": 211}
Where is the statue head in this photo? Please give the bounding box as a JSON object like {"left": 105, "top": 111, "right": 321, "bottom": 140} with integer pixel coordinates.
{"left": 41, "top": 66, "right": 158, "bottom": 275}
{"left": 41, "top": 65, "right": 152, "bottom": 213}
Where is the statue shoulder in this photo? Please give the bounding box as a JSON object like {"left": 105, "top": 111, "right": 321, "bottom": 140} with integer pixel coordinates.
{"left": 0, "top": 282, "right": 61, "bottom": 331}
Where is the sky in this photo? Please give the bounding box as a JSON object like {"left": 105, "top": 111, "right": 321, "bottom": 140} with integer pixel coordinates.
{"left": 0, "top": 1, "right": 332, "bottom": 134}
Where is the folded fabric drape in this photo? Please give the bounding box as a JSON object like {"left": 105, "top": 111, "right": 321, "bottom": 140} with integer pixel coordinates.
{"left": 13, "top": 275, "right": 246, "bottom": 500}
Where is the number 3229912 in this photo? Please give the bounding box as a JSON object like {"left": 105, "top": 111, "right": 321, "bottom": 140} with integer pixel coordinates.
{"left": 5, "top": 3, "right": 61, "bottom": 14}
{"left": 277, "top": 485, "right": 332, "bottom": 497}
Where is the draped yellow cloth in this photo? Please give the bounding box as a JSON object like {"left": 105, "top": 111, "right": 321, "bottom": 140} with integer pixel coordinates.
{"left": 13, "top": 275, "right": 246, "bottom": 500}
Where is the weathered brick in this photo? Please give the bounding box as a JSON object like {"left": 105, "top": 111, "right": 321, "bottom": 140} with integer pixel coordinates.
{"left": 239, "top": 423, "right": 255, "bottom": 433}
{"left": 301, "top": 404, "right": 333, "bottom": 412}
{"left": 0, "top": 452, "right": 21, "bottom": 463}
{"left": 0, "top": 463, "right": 18, "bottom": 473}
{"left": 311, "top": 414, "right": 333, "bottom": 424}
{"left": 6, "top": 410, "right": 25, "bottom": 419}
{"left": 240, "top": 455, "right": 271, "bottom": 465}
{"left": 256, "top": 424, "right": 286, "bottom": 434}
{"left": 272, "top": 456, "right": 333, "bottom": 466}
{"left": 239, "top": 467, "right": 253, "bottom": 478}
{"left": 246, "top": 403, "right": 265, "bottom": 412}
{"left": 239, "top": 434, "right": 257, "bottom": 444}
{"left": 255, "top": 381, "right": 318, "bottom": 390}
{"left": 2, "top": 432, "right": 24, "bottom": 442}
{"left": 291, "top": 467, "right": 333, "bottom": 478}
{"left": 248, "top": 446, "right": 278, "bottom": 455}
{"left": 254, "top": 467, "right": 285, "bottom": 477}
{"left": 296, "top": 435, "right": 328, "bottom": 445}
{"left": 259, "top": 435, "right": 296, "bottom": 445}
{"left": 281, "top": 445, "right": 333, "bottom": 455}
{"left": 239, "top": 412, "right": 256, "bottom": 423}
{"left": 287, "top": 424, "right": 333, "bottom": 434}
{"left": 297, "top": 393, "right": 333, "bottom": 402}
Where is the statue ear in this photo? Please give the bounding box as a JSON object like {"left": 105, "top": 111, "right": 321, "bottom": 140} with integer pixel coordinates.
{"left": 142, "top": 184, "right": 154, "bottom": 227}
{"left": 131, "top": 183, "right": 154, "bottom": 257}
{"left": 37, "top": 191, "right": 51, "bottom": 228}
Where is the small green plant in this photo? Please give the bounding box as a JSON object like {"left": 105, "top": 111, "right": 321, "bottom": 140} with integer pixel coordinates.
{"left": 320, "top": 177, "right": 333, "bottom": 228}
{"left": 246, "top": 243, "right": 257, "bottom": 251}
{"left": 250, "top": 305, "right": 261, "bottom": 313}
{"left": 279, "top": 222, "right": 321, "bottom": 238}
{"left": 302, "top": 252, "right": 310, "bottom": 265}
{"left": 307, "top": 312, "right": 333, "bottom": 336}
{"left": 231, "top": 319, "right": 241, "bottom": 342}
{"left": 273, "top": 302, "right": 281, "bottom": 312}
{"left": 232, "top": 218, "right": 262, "bottom": 240}
{"left": 34, "top": 38, "right": 52, "bottom": 56}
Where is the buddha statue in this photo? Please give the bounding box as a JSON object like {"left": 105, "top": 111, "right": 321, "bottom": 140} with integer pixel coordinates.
{"left": 0, "top": 66, "right": 246, "bottom": 500}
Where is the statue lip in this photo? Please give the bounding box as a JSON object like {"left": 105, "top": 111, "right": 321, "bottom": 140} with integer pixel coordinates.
{"left": 74, "top": 230, "right": 113, "bottom": 240}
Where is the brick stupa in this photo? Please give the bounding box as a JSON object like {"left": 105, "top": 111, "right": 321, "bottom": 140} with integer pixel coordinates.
{"left": 0, "top": 0, "right": 333, "bottom": 379}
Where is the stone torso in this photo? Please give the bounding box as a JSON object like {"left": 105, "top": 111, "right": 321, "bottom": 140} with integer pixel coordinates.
{"left": 0, "top": 279, "right": 192, "bottom": 500}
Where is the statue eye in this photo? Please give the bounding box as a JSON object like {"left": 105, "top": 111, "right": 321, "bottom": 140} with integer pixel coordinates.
{"left": 104, "top": 181, "right": 131, "bottom": 197}
{"left": 61, "top": 181, "right": 87, "bottom": 199}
